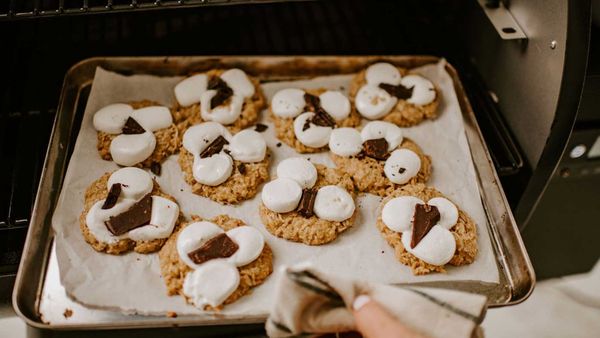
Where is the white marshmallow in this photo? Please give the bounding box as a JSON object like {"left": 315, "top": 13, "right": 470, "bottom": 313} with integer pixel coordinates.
{"left": 401, "top": 75, "right": 436, "bottom": 106}
{"left": 176, "top": 221, "right": 225, "bottom": 269}
{"left": 355, "top": 84, "right": 398, "bottom": 120}
{"left": 401, "top": 226, "right": 456, "bottom": 266}
{"left": 226, "top": 226, "right": 265, "bottom": 267}
{"left": 360, "top": 121, "right": 403, "bottom": 151}
{"left": 130, "top": 106, "right": 173, "bottom": 132}
{"left": 276, "top": 157, "right": 317, "bottom": 189}
{"left": 293, "top": 112, "right": 333, "bottom": 148}
{"left": 200, "top": 90, "right": 244, "bottom": 125}
{"left": 428, "top": 197, "right": 459, "bottom": 230}
{"left": 220, "top": 68, "right": 255, "bottom": 98}
{"left": 271, "top": 88, "right": 306, "bottom": 118}
{"left": 319, "top": 91, "right": 351, "bottom": 121}
{"left": 85, "top": 199, "right": 134, "bottom": 244}
{"left": 384, "top": 149, "right": 421, "bottom": 184}
{"left": 183, "top": 260, "right": 240, "bottom": 308}
{"left": 174, "top": 74, "right": 208, "bottom": 107}
{"left": 182, "top": 122, "right": 232, "bottom": 156}
{"left": 107, "top": 167, "right": 153, "bottom": 200}
{"left": 262, "top": 178, "right": 302, "bottom": 213}
{"left": 229, "top": 129, "right": 267, "bottom": 163}
{"left": 109, "top": 131, "right": 156, "bottom": 166}
{"left": 381, "top": 196, "right": 424, "bottom": 232}
{"left": 329, "top": 128, "right": 363, "bottom": 156}
{"left": 128, "top": 196, "right": 179, "bottom": 241}
{"left": 93, "top": 103, "right": 134, "bottom": 134}
{"left": 313, "top": 185, "right": 355, "bottom": 222}
{"left": 192, "top": 153, "right": 233, "bottom": 186}
{"left": 365, "top": 62, "right": 402, "bottom": 86}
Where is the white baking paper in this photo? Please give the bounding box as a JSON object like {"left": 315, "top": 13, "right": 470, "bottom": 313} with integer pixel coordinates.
{"left": 51, "top": 60, "right": 499, "bottom": 317}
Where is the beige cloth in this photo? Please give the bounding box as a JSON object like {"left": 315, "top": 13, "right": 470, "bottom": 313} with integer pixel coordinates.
{"left": 266, "top": 265, "right": 487, "bottom": 338}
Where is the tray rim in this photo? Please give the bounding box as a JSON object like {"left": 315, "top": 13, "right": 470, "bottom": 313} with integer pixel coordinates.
{"left": 12, "top": 55, "right": 535, "bottom": 331}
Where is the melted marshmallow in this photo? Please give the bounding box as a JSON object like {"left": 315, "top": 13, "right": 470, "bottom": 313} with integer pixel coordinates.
{"left": 174, "top": 74, "right": 208, "bottom": 107}
{"left": 355, "top": 85, "right": 398, "bottom": 120}
{"left": 130, "top": 106, "right": 173, "bottom": 131}
{"left": 261, "top": 178, "right": 302, "bottom": 213}
{"left": 276, "top": 157, "right": 317, "bottom": 189}
{"left": 293, "top": 112, "right": 333, "bottom": 148}
{"left": 200, "top": 90, "right": 244, "bottom": 125}
{"left": 110, "top": 131, "right": 156, "bottom": 166}
{"left": 401, "top": 75, "right": 436, "bottom": 106}
{"left": 93, "top": 103, "right": 134, "bottom": 134}
{"left": 271, "top": 88, "right": 306, "bottom": 118}
{"left": 329, "top": 128, "right": 363, "bottom": 156}
{"left": 428, "top": 197, "right": 459, "bottom": 229}
{"left": 365, "top": 62, "right": 402, "bottom": 85}
{"left": 228, "top": 129, "right": 267, "bottom": 163}
{"left": 177, "top": 221, "right": 225, "bottom": 269}
{"left": 313, "top": 185, "right": 355, "bottom": 222}
{"left": 401, "top": 227, "right": 456, "bottom": 266}
{"left": 183, "top": 261, "right": 240, "bottom": 308}
{"left": 319, "top": 91, "right": 351, "bottom": 121}
{"left": 220, "top": 69, "right": 255, "bottom": 98}
{"left": 226, "top": 226, "right": 265, "bottom": 266}
{"left": 381, "top": 196, "right": 424, "bottom": 232}
{"left": 360, "top": 121, "right": 403, "bottom": 151}
{"left": 128, "top": 196, "right": 179, "bottom": 241}
{"left": 107, "top": 167, "right": 153, "bottom": 200}
{"left": 182, "top": 122, "right": 232, "bottom": 155}
{"left": 384, "top": 149, "right": 421, "bottom": 184}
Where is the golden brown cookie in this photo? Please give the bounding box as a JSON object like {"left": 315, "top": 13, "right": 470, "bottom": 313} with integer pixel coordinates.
{"left": 375, "top": 183, "right": 478, "bottom": 275}
{"left": 259, "top": 164, "right": 356, "bottom": 245}
{"left": 96, "top": 100, "right": 180, "bottom": 168}
{"left": 158, "top": 215, "right": 273, "bottom": 311}
{"left": 174, "top": 69, "right": 265, "bottom": 134}
{"left": 79, "top": 172, "right": 182, "bottom": 255}
{"left": 331, "top": 138, "right": 431, "bottom": 197}
{"left": 349, "top": 67, "right": 440, "bottom": 127}
{"left": 270, "top": 88, "right": 361, "bottom": 153}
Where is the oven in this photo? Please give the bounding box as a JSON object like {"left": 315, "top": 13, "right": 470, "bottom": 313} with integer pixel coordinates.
{"left": 0, "top": 0, "right": 594, "bottom": 334}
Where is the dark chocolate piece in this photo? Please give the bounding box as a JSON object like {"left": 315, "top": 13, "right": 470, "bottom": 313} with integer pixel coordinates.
{"left": 200, "top": 135, "right": 229, "bottom": 158}
{"left": 302, "top": 93, "right": 336, "bottom": 128}
{"left": 122, "top": 117, "right": 146, "bottom": 135}
{"left": 303, "top": 93, "right": 320, "bottom": 112}
{"left": 410, "top": 203, "right": 440, "bottom": 248}
{"left": 311, "top": 109, "right": 336, "bottom": 128}
{"left": 150, "top": 162, "right": 161, "bottom": 176}
{"left": 105, "top": 194, "right": 153, "bottom": 236}
{"left": 398, "top": 167, "right": 406, "bottom": 174}
{"left": 238, "top": 163, "right": 246, "bottom": 174}
{"left": 187, "top": 233, "right": 239, "bottom": 265}
{"left": 207, "top": 76, "right": 233, "bottom": 109}
{"left": 101, "top": 183, "right": 122, "bottom": 210}
{"left": 378, "top": 83, "right": 414, "bottom": 100}
{"left": 296, "top": 188, "right": 317, "bottom": 218}
{"left": 302, "top": 118, "right": 311, "bottom": 131}
{"left": 362, "top": 138, "right": 389, "bottom": 160}
{"left": 254, "top": 123, "right": 268, "bottom": 132}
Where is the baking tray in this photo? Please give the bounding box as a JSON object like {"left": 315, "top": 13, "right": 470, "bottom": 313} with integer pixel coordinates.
{"left": 12, "top": 56, "right": 535, "bottom": 336}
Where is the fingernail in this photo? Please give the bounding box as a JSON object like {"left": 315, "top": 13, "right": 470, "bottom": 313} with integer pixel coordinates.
{"left": 352, "top": 295, "right": 371, "bottom": 311}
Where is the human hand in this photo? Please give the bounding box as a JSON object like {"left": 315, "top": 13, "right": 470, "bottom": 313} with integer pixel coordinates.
{"left": 352, "top": 295, "right": 428, "bottom": 338}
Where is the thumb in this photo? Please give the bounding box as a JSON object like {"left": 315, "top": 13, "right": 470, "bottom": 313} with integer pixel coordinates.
{"left": 352, "top": 295, "right": 428, "bottom": 338}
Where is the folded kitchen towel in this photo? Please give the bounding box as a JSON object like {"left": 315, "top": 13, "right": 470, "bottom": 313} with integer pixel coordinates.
{"left": 265, "top": 265, "right": 488, "bottom": 338}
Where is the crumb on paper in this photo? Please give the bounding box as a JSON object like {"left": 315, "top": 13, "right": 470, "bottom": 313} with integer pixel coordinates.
{"left": 167, "top": 311, "right": 178, "bottom": 318}
{"left": 63, "top": 308, "right": 73, "bottom": 318}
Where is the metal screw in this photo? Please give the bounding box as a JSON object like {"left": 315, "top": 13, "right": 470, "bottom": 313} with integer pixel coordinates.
{"left": 550, "top": 40, "right": 557, "bottom": 49}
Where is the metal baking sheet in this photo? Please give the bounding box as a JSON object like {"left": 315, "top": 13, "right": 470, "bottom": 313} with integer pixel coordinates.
{"left": 13, "top": 56, "right": 535, "bottom": 336}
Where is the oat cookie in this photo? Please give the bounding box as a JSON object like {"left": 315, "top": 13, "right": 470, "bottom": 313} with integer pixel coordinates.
{"left": 95, "top": 100, "right": 180, "bottom": 168}
{"left": 80, "top": 167, "right": 182, "bottom": 255}
{"left": 349, "top": 62, "right": 440, "bottom": 127}
{"left": 158, "top": 215, "right": 273, "bottom": 310}
{"left": 174, "top": 69, "right": 265, "bottom": 134}
{"left": 270, "top": 88, "right": 361, "bottom": 153}
{"left": 376, "top": 183, "right": 477, "bottom": 275}
{"left": 260, "top": 160, "right": 356, "bottom": 245}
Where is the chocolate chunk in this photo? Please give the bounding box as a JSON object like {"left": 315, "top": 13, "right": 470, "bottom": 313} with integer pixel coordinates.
{"left": 200, "top": 135, "right": 229, "bottom": 158}
{"left": 122, "top": 117, "right": 146, "bottom": 135}
{"left": 254, "top": 123, "right": 268, "bottom": 132}
{"left": 105, "top": 194, "right": 153, "bottom": 236}
{"left": 362, "top": 138, "right": 389, "bottom": 160}
{"left": 207, "top": 76, "right": 233, "bottom": 109}
{"left": 276, "top": 142, "right": 282, "bottom": 147}
{"left": 150, "top": 162, "right": 161, "bottom": 176}
{"left": 410, "top": 203, "right": 440, "bottom": 248}
{"left": 296, "top": 188, "right": 317, "bottom": 218}
{"left": 302, "top": 93, "right": 336, "bottom": 128}
{"left": 303, "top": 93, "right": 321, "bottom": 112}
{"left": 302, "top": 118, "right": 311, "bottom": 131}
{"left": 398, "top": 167, "right": 406, "bottom": 174}
{"left": 378, "top": 83, "right": 414, "bottom": 100}
{"left": 101, "top": 183, "right": 122, "bottom": 210}
{"left": 311, "top": 109, "right": 336, "bottom": 128}
{"left": 187, "top": 233, "right": 239, "bottom": 265}
{"left": 238, "top": 163, "right": 246, "bottom": 174}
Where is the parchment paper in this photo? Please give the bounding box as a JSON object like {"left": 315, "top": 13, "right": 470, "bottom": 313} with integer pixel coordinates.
{"left": 51, "top": 60, "right": 499, "bottom": 316}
